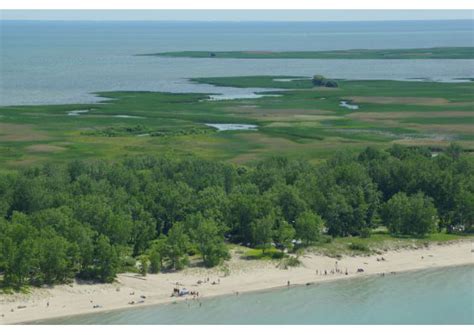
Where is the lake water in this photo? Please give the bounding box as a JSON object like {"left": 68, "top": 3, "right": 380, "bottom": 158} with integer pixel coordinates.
{"left": 339, "top": 101, "right": 359, "bottom": 110}
{"left": 36, "top": 265, "right": 474, "bottom": 325}
{"left": 1, "top": 20, "right": 474, "bottom": 106}
{"left": 205, "top": 123, "right": 258, "bottom": 131}
{"left": 3, "top": 19, "right": 474, "bottom": 325}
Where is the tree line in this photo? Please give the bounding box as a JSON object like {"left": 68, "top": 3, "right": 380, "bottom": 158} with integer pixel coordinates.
{"left": 0, "top": 144, "right": 472, "bottom": 287}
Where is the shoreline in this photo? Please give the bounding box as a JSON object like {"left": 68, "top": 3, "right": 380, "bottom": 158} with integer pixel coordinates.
{"left": 32, "top": 262, "right": 474, "bottom": 325}
{"left": 1, "top": 239, "right": 473, "bottom": 325}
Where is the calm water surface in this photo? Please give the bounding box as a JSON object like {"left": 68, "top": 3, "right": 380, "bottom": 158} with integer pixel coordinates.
{"left": 37, "top": 265, "right": 474, "bottom": 325}
{"left": 1, "top": 20, "right": 473, "bottom": 105}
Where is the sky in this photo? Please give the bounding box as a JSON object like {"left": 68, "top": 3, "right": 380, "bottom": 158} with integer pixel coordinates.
{"left": 1, "top": 10, "right": 473, "bottom": 21}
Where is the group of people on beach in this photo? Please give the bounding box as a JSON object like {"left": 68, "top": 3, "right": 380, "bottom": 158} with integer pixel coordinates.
{"left": 170, "top": 276, "right": 224, "bottom": 308}
{"left": 182, "top": 289, "right": 203, "bottom": 308}
{"left": 315, "top": 261, "right": 350, "bottom": 277}
{"left": 196, "top": 277, "right": 220, "bottom": 286}
{"left": 127, "top": 291, "right": 146, "bottom": 305}
{"left": 189, "top": 290, "right": 200, "bottom": 297}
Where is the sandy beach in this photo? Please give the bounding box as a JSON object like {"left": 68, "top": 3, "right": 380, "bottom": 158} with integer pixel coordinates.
{"left": 1, "top": 239, "right": 473, "bottom": 324}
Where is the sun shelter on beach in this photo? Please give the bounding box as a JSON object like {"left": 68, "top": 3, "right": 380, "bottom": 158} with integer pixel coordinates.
{"left": 179, "top": 288, "right": 189, "bottom": 296}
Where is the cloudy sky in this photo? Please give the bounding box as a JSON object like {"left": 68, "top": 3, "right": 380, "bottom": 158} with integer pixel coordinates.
{"left": 1, "top": 10, "right": 473, "bottom": 21}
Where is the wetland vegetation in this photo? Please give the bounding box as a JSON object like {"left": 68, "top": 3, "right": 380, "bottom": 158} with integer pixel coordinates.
{"left": 1, "top": 75, "right": 473, "bottom": 170}
{"left": 0, "top": 75, "right": 473, "bottom": 290}
{"left": 143, "top": 47, "right": 474, "bottom": 59}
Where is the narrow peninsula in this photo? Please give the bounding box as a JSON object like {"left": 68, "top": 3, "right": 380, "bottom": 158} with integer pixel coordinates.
{"left": 141, "top": 47, "right": 474, "bottom": 59}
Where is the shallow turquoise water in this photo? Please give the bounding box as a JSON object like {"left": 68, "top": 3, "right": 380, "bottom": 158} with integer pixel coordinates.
{"left": 38, "top": 265, "right": 474, "bottom": 325}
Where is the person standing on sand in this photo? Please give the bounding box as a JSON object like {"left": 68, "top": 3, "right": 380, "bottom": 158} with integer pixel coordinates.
{"left": 287, "top": 280, "right": 290, "bottom": 287}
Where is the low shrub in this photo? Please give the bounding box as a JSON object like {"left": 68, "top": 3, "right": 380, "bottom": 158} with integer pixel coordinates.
{"left": 348, "top": 241, "right": 370, "bottom": 252}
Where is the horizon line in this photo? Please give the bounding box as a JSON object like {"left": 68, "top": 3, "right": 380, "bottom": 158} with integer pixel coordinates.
{"left": 1, "top": 18, "right": 473, "bottom": 22}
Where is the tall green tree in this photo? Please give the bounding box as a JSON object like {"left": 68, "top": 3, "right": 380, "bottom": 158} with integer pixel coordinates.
{"left": 251, "top": 213, "right": 275, "bottom": 253}
{"left": 147, "top": 235, "right": 168, "bottom": 273}
{"left": 381, "top": 192, "right": 409, "bottom": 234}
{"left": 1, "top": 212, "right": 39, "bottom": 286}
{"left": 164, "top": 222, "right": 189, "bottom": 270}
{"left": 408, "top": 193, "right": 438, "bottom": 236}
{"left": 271, "top": 184, "right": 307, "bottom": 224}
{"left": 295, "top": 211, "right": 324, "bottom": 245}
{"left": 93, "top": 235, "right": 119, "bottom": 283}
{"left": 138, "top": 255, "right": 149, "bottom": 276}
{"left": 273, "top": 219, "right": 296, "bottom": 252}
{"left": 382, "top": 192, "right": 438, "bottom": 236}
{"left": 451, "top": 189, "right": 474, "bottom": 232}
{"left": 37, "top": 231, "right": 72, "bottom": 284}
{"left": 193, "top": 217, "right": 229, "bottom": 267}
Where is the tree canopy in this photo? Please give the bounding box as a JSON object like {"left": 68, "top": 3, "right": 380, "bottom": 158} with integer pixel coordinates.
{"left": 0, "top": 144, "right": 472, "bottom": 287}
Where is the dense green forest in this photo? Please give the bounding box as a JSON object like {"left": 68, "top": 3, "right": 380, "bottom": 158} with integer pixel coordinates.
{"left": 0, "top": 144, "right": 473, "bottom": 288}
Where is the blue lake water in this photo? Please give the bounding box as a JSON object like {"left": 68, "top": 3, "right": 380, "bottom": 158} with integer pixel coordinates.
{"left": 1, "top": 20, "right": 474, "bottom": 106}
{"left": 36, "top": 265, "right": 474, "bottom": 325}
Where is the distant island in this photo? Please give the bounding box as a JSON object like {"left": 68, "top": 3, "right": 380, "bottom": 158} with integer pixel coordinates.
{"left": 140, "top": 47, "right": 474, "bottom": 59}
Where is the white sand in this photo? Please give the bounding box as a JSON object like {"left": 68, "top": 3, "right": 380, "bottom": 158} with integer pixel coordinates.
{"left": 1, "top": 240, "right": 473, "bottom": 324}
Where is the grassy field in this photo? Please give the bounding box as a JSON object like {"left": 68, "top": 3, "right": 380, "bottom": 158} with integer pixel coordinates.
{"left": 1, "top": 76, "right": 473, "bottom": 171}
{"left": 231, "top": 229, "right": 473, "bottom": 260}
{"left": 309, "top": 230, "right": 471, "bottom": 258}
{"left": 143, "top": 47, "right": 474, "bottom": 59}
